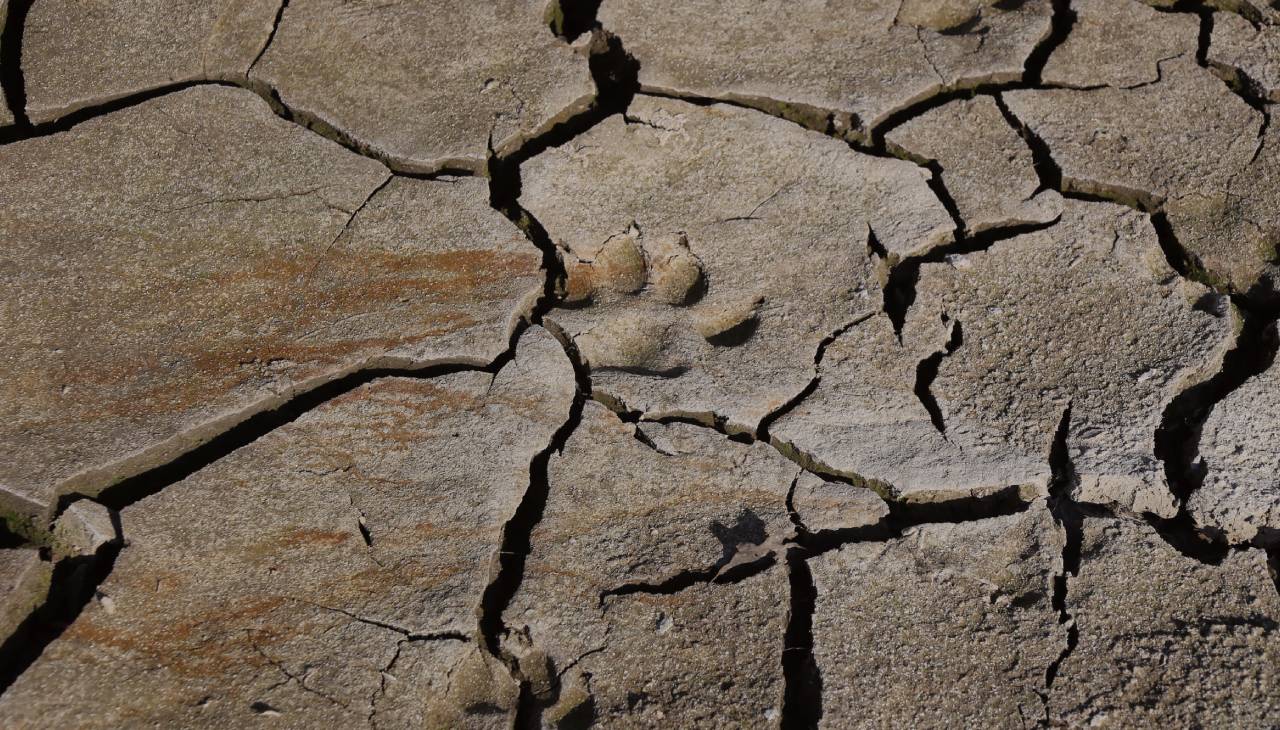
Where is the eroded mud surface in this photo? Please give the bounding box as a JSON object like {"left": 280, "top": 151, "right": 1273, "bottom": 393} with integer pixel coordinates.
{"left": 1, "top": 1, "right": 1278, "bottom": 727}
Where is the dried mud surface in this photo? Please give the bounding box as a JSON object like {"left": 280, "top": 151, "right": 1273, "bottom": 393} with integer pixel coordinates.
{"left": 1, "top": 1, "right": 1279, "bottom": 728}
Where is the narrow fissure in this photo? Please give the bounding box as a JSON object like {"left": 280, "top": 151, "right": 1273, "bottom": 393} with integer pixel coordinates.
{"left": 490, "top": 29, "right": 637, "bottom": 187}
{"left": 14, "top": 371, "right": 475, "bottom": 692}
{"left": 868, "top": 0, "right": 1076, "bottom": 146}
{"left": 2, "top": 355, "right": 528, "bottom": 699}
{"left": 1148, "top": 211, "right": 1219, "bottom": 290}
{"left": 246, "top": 0, "right": 289, "bottom": 77}
{"left": 474, "top": 347, "right": 589, "bottom": 660}
{"left": 0, "top": 28, "right": 626, "bottom": 690}
{"left": 997, "top": 99, "right": 1231, "bottom": 297}
{"left": 882, "top": 215, "right": 1062, "bottom": 339}
{"left": 1043, "top": 406, "right": 1082, "bottom": 694}
{"left": 780, "top": 549, "right": 821, "bottom": 730}
{"left": 2, "top": 1, "right": 1272, "bottom": 720}
{"left": 1155, "top": 305, "right": 1279, "bottom": 506}
{"left": 1023, "top": 0, "right": 1077, "bottom": 86}
{"left": 77, "top": 362, "right": 494, "bottom": 514}
{"left": 921, "top": 160, "right": 967, "bottom": 239}
{"left": 796, "top": 485, "right": 1036, "bottom": 559}
{"left": 0, "top": 0, "right": 33, "bottom": 135}
{"left": 1268, "top": 548, "right": 1280, "bottom": 600}
{"left": 757, "top": 312, "right": 877, "bottom": 444}
{"left": 1196, "top": 8, "right": 1213, "bottom": 67}
{"left": 914, "top": 317, "right": 963, "bottom": 436}
{"left": 0, "top": 535, "right": 121, "bottom": 695}
{"left": 546, "top": 0, "right": 603, "bottom": 43}
{"left": 600, "top": 552, "right": 778, "bottom": 603}
{"left": 994, "top": 93, "right": 1063, "bottom": 194}
{"left": 0, "top": 22, "right": 639, "bottom": 703}
{"left": 0, "top": 76, "right": 477, "bottom": 177}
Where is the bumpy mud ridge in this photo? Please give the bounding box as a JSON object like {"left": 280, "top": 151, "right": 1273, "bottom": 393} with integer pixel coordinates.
{"left": 2, "top": 1, "right": 1280, "bottom": 727}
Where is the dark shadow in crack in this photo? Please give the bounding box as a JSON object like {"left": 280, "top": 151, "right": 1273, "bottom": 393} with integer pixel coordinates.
{"left": 0, "top": 0, "right": 33, "bottom": 135}
{"left": 0, "top": 537, "right": 120, "bottom": 695}
{"left": 780, "top": 549, "right": 821, "bottom": 730}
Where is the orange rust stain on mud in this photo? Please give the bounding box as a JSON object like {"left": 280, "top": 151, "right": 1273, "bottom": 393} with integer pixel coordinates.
{"left": 275, "top": 528, "right": 353, "bottom": 549}
{"left": 13, "top": 245, "right": 537, "bottom": 432}
{"left": 64, "top": 596, "right": 290, "bottom": 678}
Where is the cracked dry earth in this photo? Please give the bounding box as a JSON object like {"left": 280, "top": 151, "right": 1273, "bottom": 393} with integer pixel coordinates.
{"left": 4, "top": 2, "right": 1280, "bottom": 729}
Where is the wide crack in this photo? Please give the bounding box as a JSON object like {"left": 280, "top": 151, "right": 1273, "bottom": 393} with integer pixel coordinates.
{"left": 0, "top": 75, "right": 476, "bottom": 176}
{"left": 1155, "top": 305, "right": 1279, "bottom": 506}
{"left": 780, "top": 549, "right": 821, "bottom": 730}
{"left": 914, "top": 317, "right": 963, "bottom": 436}
{"left": 1041, "top": 406, "right": 1082, "bottom": 702}
{"left": 1, "top": 0, "right": 1277, "bottom": 720}
{"left": 0, "top": 0, "right": 33, "bottom": 135}
{"left": 0, "top": 355, "right": 527, "bottom": 698}
{"left": 881, "top": 215, "right": 1062, "bottom": 339}
{"left": 475, "top": 341, "right": 589, "bottom": 661}
{"left": 0, "top": 15, "right": 642, "bottom": 698}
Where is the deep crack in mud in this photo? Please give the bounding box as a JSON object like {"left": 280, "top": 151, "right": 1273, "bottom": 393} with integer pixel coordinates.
{"left": 2, "top": 0, "right": 1280, "bottom": 727}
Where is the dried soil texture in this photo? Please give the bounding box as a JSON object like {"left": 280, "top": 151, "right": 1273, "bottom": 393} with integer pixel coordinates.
{"left": 0, "top": 1, "right": 1278, "bottom": 728}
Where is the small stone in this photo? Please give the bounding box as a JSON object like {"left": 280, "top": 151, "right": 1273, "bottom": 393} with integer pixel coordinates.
{"left": 1041, "top": 0, "right": 1198, "bottom": 88}
{"left": 53, "top": 500, "right": 118, "bottom": 558}
{"left": 810, "top": 504, "right": 1064, "bottom": 726}
{"left": 887, "top": 95, "right": 1064, "bottom": 234}
{"left": 1048, "top": 516, "right": 1280, "bottom": 725}
{"left": 897, "top": 0, "right": 985, "bottom": 32}
{"left": 597, "top": 0, "right": 1053, "bottom": 138}
{"left": 252, "top": 0, "right": 596, "bottom": 173}
{"left": 561, "top": 257, "right": 597, "bottom": 305}
{"left": 21, "top": 0, "right": 281, "bottom": 123}
{"left": 790, "top": 472, "right": 890, "bottom": 533}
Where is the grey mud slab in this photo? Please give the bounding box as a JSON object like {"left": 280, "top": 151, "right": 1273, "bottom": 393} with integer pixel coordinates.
{"left": 1047, "top": 517, "right": 1280, "bottom": 726}
{"left": 1191, "top": 322, "right": 1280, "bottom": 544}
{"left": 3, "top": 1, "right": 1280, "bottom": 728}
{"left": 502, "top": 402, "right": 797, "bottom": 726}
{"left": 0, "top": 85, "right": 544, "bottom": 521}
{"left": 811, "top": 505, "right": 1064, "bottom": 728}
{"left": 523, "top": 94, "right": 952, "bottom": 433}
{"left": 252, "top": 0, "right": 595, "bottom": 172}
{"left": 598, "top": 0, "right": 1053, "bottom": 137}
{"left": 21, "top": 0, "right": 281, "bottom": 123}
{"left": 0, "top": 329, "right": 575, "bottom": 729}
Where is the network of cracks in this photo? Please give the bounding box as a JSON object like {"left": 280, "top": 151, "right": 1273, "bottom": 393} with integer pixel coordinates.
{"left": 2, "top": 0, "right": 1280, "bottom": 727}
